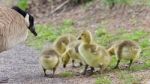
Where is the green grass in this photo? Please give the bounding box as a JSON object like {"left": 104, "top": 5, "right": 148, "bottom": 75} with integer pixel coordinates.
{"left": 102, "top": 0, "right": 133, "bottom": 8}
{"left": 26, "top": 19, "right": 76, "bottom": 49}
{"left": 58, "top": 71, "right": 74, "bottom": 78}
{"left": 117, "top": 71, "right": 140, "bottom": 84}
{"left": 95, "top": 76, "right": 111, "bottom": 84}
{"left": 17, "top": 0, "right": 29, "bottom": 10}
{"left": 102, "top": 0, "right": 150, "bottom": 7}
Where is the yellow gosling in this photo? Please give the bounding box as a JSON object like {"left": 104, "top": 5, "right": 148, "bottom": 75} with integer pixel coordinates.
{"left": 39, "top": 45, "right": 59, "bottom": 77}
{"left": 108, "top": 40, "right": 141, "bottom": 69}
{"left": 78, "top": 30, "right": 111, "bottom": 75}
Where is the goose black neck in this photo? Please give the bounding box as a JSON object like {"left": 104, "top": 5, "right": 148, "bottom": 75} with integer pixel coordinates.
{"left": 11, "top": 6, "right": 27, "bottom": 17}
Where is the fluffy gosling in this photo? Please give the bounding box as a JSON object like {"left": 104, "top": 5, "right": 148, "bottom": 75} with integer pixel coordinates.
{"left": 108, "top": 40, "right": 141, "bottom": 69}
{"left": 39, "top": 45, "right": 59, "bottom": 77}
{"left": 78, "top": 30, "right": 111, "bottom": 75}
{"left": 62, "top": 41, "right": 83, "bottom": 68}
{"left": 54, "top": 34, "right": 75, "bottom": 56}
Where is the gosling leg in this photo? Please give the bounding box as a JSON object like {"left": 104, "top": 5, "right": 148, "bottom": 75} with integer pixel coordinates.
{"left": 51, "top": 68, "right": 56, "bottom": 78}
{"left": 72, "top": 60, "right": 75, "bottom": 68}
{"left": 100, "top": 66, "right": 106, "bottom": 74}
{"left": 82, "top": 64, "right": 88, "bottom": 75}
{"left": 114, "top": 59, "right": 120, "bottom": 69}
{"left": 128, "top": 59, "right": 133, "bottom": 69}
{"left": 42, "top": 67, "right": 47, "bottom": 77}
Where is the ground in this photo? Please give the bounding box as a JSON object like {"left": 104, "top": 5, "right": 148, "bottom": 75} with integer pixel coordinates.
{"left": 0, "top": 44, "right": 96, "bottom": 84}
{"left": 0, "top": 44, "right": 150, "bottom": 84}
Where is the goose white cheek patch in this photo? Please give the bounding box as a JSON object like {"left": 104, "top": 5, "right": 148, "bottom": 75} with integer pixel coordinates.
{"left": 25, "top": 13, "right": 30, "bottom": 27}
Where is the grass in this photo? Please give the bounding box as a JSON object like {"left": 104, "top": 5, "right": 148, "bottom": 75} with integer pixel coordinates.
{"left": 117, "top": 71, "right": 140, "bottom": 84}
{"left": 58, "top": 71, "right": 74, "bottom": 78}
{"left": 102, "top": 0, "right": 150, "bottom": 7}
{"left": 95, "top": 76, "right": 111, "bottom": 84}
{"left": 26, "top": 19, "right": 76, "bottom": 49}
{"left": 17, "top": 0, "right": 29, "bottom": 10}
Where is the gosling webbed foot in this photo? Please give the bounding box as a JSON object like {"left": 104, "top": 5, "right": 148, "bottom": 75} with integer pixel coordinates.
{"left": 86, "top": 67, "right": 94, "bottom": 76}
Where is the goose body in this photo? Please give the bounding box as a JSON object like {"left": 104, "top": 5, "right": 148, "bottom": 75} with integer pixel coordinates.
{"left": 0, "top": 6, "right": 37, "bottom": 82}
{"left": 0, "top": 6, "right": 37, "bottom": 52}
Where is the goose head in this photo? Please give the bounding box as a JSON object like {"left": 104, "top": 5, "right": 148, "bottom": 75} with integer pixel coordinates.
{"left": 11, "top": 6, "right": 37, "bottom": 36}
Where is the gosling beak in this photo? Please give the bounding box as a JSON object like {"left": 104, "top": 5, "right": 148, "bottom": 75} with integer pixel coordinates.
{"left": 63, "top": 64, "right": 66, "bottom": 68}
{"left": 78, "top": 37, "right": 81, "bottom": 40}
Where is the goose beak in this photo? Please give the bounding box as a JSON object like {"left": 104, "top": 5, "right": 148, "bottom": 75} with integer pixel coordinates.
{"left": 32, "top": 30, "right": 37, "bottom": 36}
{"left": 29, "top": 27, "right": 37, "bottom": 36}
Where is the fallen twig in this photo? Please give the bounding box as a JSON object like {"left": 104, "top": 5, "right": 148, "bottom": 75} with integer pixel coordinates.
{"left": 50, "top": 0, "right": 70, "bottom": 14}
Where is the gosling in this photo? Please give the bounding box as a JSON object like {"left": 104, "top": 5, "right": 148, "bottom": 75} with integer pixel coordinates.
{"left": 39, "top": 45, "right": 59, "bottom": 77}
{"left": 78, "top": 30, "right": 111, "bottom": 75}
{"left": 108, "top": 40, "right": 141, "bottom": 69}
{"left": 62, "top": 41, "right": 83, "bottom": 68}
{"left": 54, "top": 34, "right": 75, "bottom": 56}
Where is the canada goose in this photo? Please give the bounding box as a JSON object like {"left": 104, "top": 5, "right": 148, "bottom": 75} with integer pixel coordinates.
{"left": 39, "top": 45, "right": 59, "bottom": 77}
{"left": 0, "top": 6, "right": 37, "bottom": 52}
{"left": 62, "top": 41, "right": 83, "bottom": 68}
{"left": 108, "top": 40, "right": 141, "bottom": 69}
{"left": 0, "top": 6, "right": 37, "bottom": 83}
{"left": 78, "top": 30, "right": 111, "bottom": 75}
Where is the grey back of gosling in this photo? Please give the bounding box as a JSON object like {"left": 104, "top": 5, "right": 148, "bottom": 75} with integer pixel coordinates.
{"left": 0, "top": 6, "right": 37, "bottom": 52}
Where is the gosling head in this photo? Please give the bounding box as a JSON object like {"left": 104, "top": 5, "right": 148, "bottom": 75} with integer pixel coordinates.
{"left": 78, "top": 30, "right": 92, "bottom": 44}
{"left": 108, "top": 50, "right": 115, "bottom": 55}
{"left": 107, "top": 47, "right": 115, "bottom": 55}
{"left": 11, "top": 6, "right": 37, "bottom": 36}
